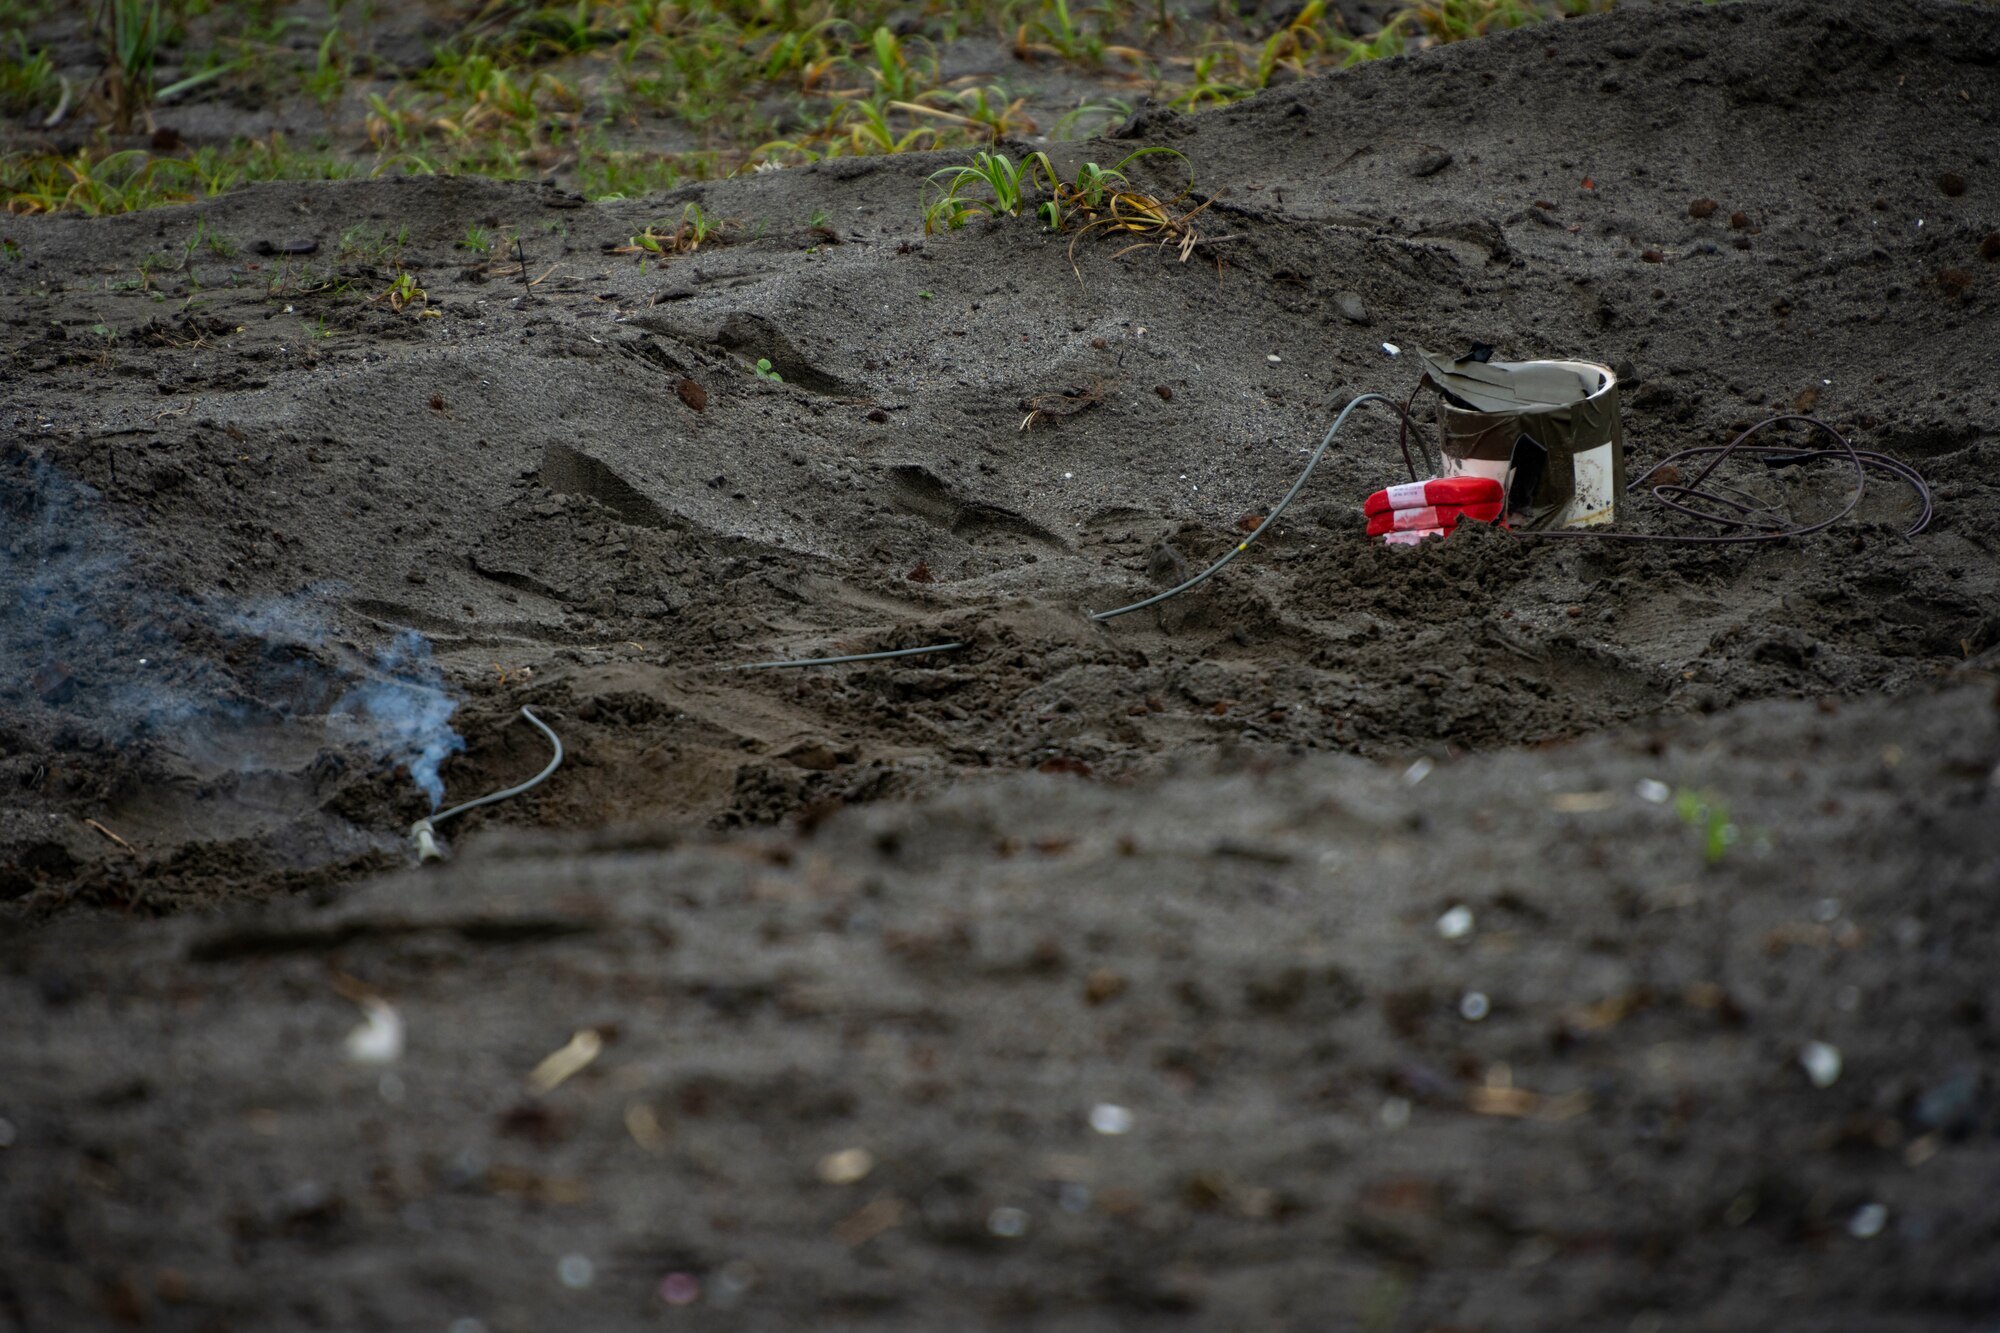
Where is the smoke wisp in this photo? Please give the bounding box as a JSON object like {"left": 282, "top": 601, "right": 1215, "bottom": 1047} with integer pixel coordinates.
{"left": 328, "top": 631, "right": 465, "bottom": 808}
{"left": 4, "top": 455, "right": 466, "bottom": 807}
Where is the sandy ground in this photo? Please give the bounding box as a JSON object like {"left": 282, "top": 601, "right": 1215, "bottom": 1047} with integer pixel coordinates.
{"left": 3, "top": 0, "right": 1999, "bottom": 1327}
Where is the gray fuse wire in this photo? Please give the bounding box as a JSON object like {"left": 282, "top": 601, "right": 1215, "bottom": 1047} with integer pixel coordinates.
{"left": 1089, "top": 392, "right": 1422, "bottom": 622}
{"left": 409, "top": 706, "right": 563, "bottom": 858}
{"left": 728, "top": 642, "right": 967, "bottom": 670}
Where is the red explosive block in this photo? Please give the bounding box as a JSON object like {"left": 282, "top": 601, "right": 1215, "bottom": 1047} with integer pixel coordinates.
{"left": 1366, "top": 500, "right": 1505, "bottom": 537}
{"left": 1363, "top": 476, "right": 1505, "bottom": 518}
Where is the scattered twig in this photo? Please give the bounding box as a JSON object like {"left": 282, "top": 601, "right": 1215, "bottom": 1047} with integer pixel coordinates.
{"left": 42, "top": 74, "right": 71, "bottom": 129}
{"left": 84, "top": 818, "right": 135, "bottom": 853}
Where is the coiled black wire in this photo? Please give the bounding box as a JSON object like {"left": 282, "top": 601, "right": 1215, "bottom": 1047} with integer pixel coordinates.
{"left": 1529, "top": 414, "right": 1932, "bottom": 543}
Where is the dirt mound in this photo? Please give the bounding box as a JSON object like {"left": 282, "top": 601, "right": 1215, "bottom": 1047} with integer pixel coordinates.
{"left": 1, "top": 2, "right": 1998, "bottom": 1321}
{"left": 6, "top": 0, "right": 1995, "bottom": 910}
{"left": 5, "top": 683, "right": 1996, "bottom": 1330}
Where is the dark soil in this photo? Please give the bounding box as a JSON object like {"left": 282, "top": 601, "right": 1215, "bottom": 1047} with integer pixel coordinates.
{"left": 3, "top": 1, "right": 1999, "bottom": 1328}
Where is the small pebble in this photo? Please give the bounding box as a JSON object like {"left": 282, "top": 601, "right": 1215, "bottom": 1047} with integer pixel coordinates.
{"left": 1460, "top": 991, "right": 1491, "bottom": 1022}
{"left": 711, "top": 1259, "right": 757, "bottom": 1307}
{"left": 1636, "top": 779, "right": 1672, "bottom": 804}
{"left": 1089, "top": 1103, "right": 1134, "bottom": 1135}
{"left": 344, "top": 998, "right": 404, "bottom": 1065}
{"left": 1402, "top": 757, "right": 1433, "bottom": 786}
{"left": 1382, "top": 342, "right": 1402, "bottom": 357}
{"left": 1435, "top": 905, "right": 1475, "bottom": 940}
{"left": 1801, "top": 1040, "right": 1843, "bottom": 1088}
{"left": 558, "top": 1254, "right": 595, "bottom": 1289}
{"left": 1812, "top": 897, "right": 1841, "bottom": 923}
{"left": 817, "top": 1148, "right": 875, "bottom": 1185}
{"left": 1378, "top": 1097, "right": 1412, "bottom": 1129}
{"left": 1267, "top": 353, "right": 1282, "bottom": 364}
{"left": 1848, "top": 1202, "right": 1888, "bottom": 1239}
{"left": 987, "top": 1206, "right": 1029, "bottom": 1238}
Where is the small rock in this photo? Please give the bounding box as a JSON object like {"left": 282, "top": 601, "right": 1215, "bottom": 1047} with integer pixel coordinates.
{"left": 1729, "top": 211, "right": 1752, "bottom": 230}
{"left": 817, "top": 1148, "right": 875, "bottom": 1185}
{"left": 345, "top": 999, "right": 404, "bottom": 1064}
{"left": 986, "top": 1206, "right": 1028, "bottom": 1238}
{"left": 1154, "top": 383, "right": 1173, "bottom": 401}
{"left": 1435, "top": 906, "right": 1474, "bottom": 940}
{"left": 676, "top": 378, "right": 706, "bottom": 412}
{"left": 1408, "top": 150, "right": 1453, "bottom": 178}
{"left": 1688, "top": 198, "right": 1718, "bottom": 219}
{"left": 1089, "top": 1103, "right": 1134, "bottom": 1135}
{"left": 1083, "top": 968, "right": 1128, "bottom": 1005}
{"left": 1235, "top": 511, "right": 1265, "bottom": 534}
{"left": 1641, "top": 248, "right": 1664, "bottom": 263}
{"left": 867, "top": 407, "right": 889, "bottom": 423}
{"left": 658, "top": 1273, "right": 700, "bottom": 1307}
{"left": 1334, "top": 290, "right": 1371, "bottom": 324}
{"left": 906, "top": 561, "right": 934, "bottom": 583}
{"left": 1801, "top": 1040, "right": 1842, "bottom": 1088}
{"left": 1910, "top": 1065, "right": 1983, "bottom": 1136}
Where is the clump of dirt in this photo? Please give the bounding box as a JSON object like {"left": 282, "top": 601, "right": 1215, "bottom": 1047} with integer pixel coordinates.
{"left": 6, "top": 0, "right": 1996, "bottom": 907}
{"left": 1, "top": 2, "right": 1997, "bottom": 1325}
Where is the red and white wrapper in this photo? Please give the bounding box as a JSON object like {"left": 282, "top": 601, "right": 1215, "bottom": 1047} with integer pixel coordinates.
{"left": 1364, "top": 476, "right": 1504, "bottom": 518}
{"left": 1365, "top": 500, "right": 1505, "bottom": 537}
{"left": 1381, "top": 528, "right": 1447, "bottom": 546}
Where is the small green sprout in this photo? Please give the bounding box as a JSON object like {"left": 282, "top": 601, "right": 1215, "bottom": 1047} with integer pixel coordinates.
{"left": 921, "top": 150, "right": 1056, "bottom": 234}
{"left": 1674, "top": 788, "right": 1740, "bottom": 865}
{"left": 753, "top": 357, "right": 782, "bottom": 383}
{"left": 375, "top": 270, "right": 426, "bottom": 312}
